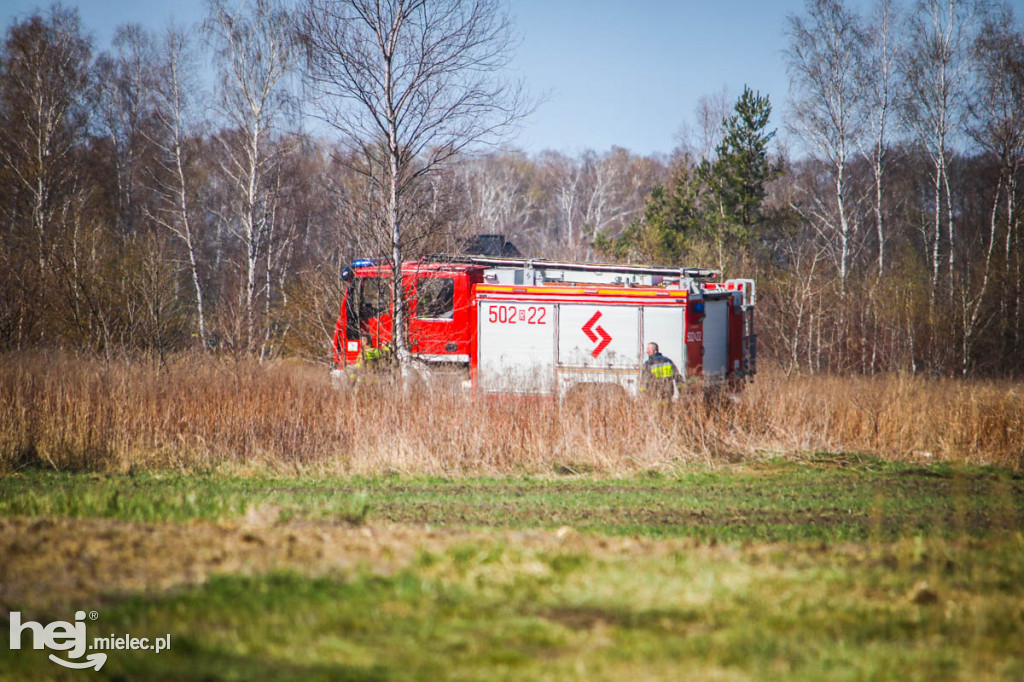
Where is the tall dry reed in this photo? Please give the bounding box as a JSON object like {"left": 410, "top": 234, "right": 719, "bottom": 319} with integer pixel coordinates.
{"left": 1, "top": 352, "right": 1021, "bottom": 475}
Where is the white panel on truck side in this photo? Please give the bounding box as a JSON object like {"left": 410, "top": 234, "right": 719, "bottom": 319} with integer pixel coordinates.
{"left": 641, "top": 307, "right": 686, "bottom": 378}
{"left": 477, "top": 301, "right": 556, "bottom": 395}
{"left": 702, "top": 298, "right": 729, "bottom": 378}
{"left": 557, "top": 305, "right": 640, "bottom": 369}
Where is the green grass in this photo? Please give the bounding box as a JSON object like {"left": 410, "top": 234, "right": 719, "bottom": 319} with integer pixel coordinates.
{"left": 3, "top": 537, "right": 1022, "bottom": 681}
{"left": 2, "top": 459, "right": 1023, "bottom": 680}
{"left": 1, "top": 457, "right": 1021, "bottom": 542}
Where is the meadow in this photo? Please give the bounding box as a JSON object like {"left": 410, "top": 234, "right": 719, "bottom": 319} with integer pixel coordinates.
{"left": 1, "top": 351, "right": 1022, "bottom": 475}
{"left": 1, "top": 353, "right": 1022, "bottom": 680}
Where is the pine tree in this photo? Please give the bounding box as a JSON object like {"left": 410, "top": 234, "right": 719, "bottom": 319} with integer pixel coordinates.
{"left": 709, "top": 85, "right": 777, "bottom": 241}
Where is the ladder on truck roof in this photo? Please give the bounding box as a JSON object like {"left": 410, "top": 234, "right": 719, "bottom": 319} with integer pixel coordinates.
{"left": 441, "top": 255, "right": 720, "bottom": 288}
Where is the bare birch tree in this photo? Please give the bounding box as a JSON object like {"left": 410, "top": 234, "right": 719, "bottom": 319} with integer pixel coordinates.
{"left": 299, "top": 0, "right": 529, "bottom": 364}
{"left": 0, "top": 7, "right": 93, "bottom": 350}
{"left": 674, "top": 86, "right": 731, "bottom": 161}
{"left": 95, "top": 24, "right": 156, "bottom": 236}
{"left": 0, "top": 6, "right": 91, "bottom": 273}
{"left": 856, "top": 0, "right": 901, "bottom": 276}
{"left": 902, "top": 0, "right": 985, "bottom": 303}
{"left": 146, "top": 24, "right": 210, "bottom": 348}
{"left": 460, "top": 151, "right": 537, "bottom": 238}
{"left": 542, "top": 150, "right": 584, "bottom": 252}
{"left": 961, "top": 3, "right": 1024, "bottom": 372}
{"left": 206, "top": 0, "right": 298, "bottom": 353}
{"left": 786, "top": 0, "right": 864, "bottom": 291}
{"left": 580, "top": 148, "right": 650, "bottom": 248}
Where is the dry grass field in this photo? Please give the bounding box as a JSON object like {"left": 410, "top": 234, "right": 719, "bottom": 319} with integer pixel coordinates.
{"left": 1, "top": 351, "right": 1021, "bottom": 475}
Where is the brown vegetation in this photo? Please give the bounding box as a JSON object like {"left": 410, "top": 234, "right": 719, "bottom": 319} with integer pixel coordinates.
{"left": 1, "top": 352, "right": 1020, "bottom": 475}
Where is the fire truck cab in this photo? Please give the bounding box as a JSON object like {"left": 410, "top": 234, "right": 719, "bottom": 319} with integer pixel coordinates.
{"left": 333, "top": 260, "right": 486, "bottom": 369}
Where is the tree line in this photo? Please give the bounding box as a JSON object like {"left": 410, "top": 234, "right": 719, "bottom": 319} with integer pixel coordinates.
{"left": 1, "top": 0, "right": 1022, "bottom": 378}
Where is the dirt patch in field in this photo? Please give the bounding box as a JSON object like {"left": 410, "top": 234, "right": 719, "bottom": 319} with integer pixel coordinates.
{"left": 0, "top": 513, "right": 673, "bottom": 615}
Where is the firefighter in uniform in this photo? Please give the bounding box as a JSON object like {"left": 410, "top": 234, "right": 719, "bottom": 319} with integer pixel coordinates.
{"left": 353, "top": 333, "right": 389, "bottom": 371}
{"left": 639, "top": 342, "right": 681, "bottom": 401}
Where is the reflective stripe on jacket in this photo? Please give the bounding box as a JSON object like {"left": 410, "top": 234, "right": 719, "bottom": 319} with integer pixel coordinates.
{"left": 649, "top": 361, "right": 675, "bottom": 379}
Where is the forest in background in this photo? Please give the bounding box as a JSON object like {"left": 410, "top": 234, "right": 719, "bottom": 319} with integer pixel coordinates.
{"left": 1, "top": 0, "right": 1023, "bottom": 377}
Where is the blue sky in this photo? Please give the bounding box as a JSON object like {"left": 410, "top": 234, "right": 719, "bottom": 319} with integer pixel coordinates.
{"left": 4, "top": 0, "right": 1024, "bottom": 156}
{"left": 511, "top": 0, "right": 812, "bottom": 155}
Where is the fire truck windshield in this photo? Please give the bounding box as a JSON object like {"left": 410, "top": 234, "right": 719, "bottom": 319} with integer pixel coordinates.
{"left": 357, "top": 278, "right": 389, "bottom": 320}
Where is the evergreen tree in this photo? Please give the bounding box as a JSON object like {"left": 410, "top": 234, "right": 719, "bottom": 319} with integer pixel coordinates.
{"left": 709, "top": 85, "right": 777, "bottom": 241}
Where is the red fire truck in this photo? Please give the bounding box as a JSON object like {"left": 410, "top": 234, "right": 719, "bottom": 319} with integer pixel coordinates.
{"left": 331, "top": 256, "right": 756, "bottom": 398}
